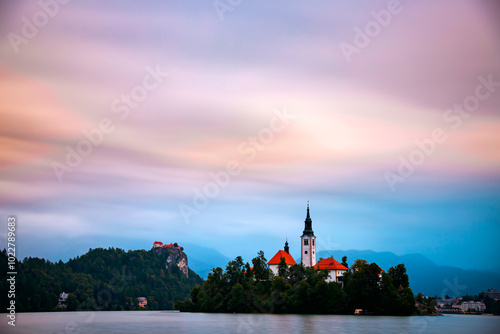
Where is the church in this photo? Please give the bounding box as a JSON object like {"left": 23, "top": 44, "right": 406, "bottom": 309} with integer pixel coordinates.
{"left": 267, "top": 204, "right": 348, "bottom": 284}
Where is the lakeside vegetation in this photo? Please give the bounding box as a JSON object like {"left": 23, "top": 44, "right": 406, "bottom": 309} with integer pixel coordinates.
{"left": 175, "top": 251, "right": 417, "bottom": 315}
{"left": 0, "top": 248, "right": 202, "bottom": 312}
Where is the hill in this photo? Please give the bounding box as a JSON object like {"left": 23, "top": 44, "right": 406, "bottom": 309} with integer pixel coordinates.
{"left": 317, "top": 249, "right": 500, "bottom": 296}
{"left": 0, "top": 247, "right": 203, "bottom": 312}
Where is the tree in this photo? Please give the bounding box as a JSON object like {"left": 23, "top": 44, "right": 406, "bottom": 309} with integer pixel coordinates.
{"left": 226, "top": 256, "right": 245, "bottom": 285}
{"left": 493, "top": 300, "right": 500, "bottom": 315}
{"left": 244, "top": 262, "right": 253, "bottom": 280}
{"left": 379, "top": 273, "right": 399, "bottom": 314}
{"left": 397, "top": 288, "right": 416, "bottom": 315}
{"left": 416, "top": 292, "right": 424, "bottom": 304}
{"left": 66, "top": 293, "right": 79, "bottom": 311}
{"left": 287, "top": 264, "right": 306, "bottom": 284}
{"left": 388, "top": 264, "right": 409, "bottom": 289}
{"left": 252, "top": 251, "right": 269, "bottom": 281}
{"left": 202, "top": 267, "right": 227, "bottom": 299}
{"left": 227, "top": 283, "right": 247, "bottom": 313}
{"left": 424, "top": 297, "right": 436, "bottom": 315}
{"left": 191, "top": 285, "right": 201, "bottom": 305}
{"left": 344, "top": 261, "right": 383, "bottom": 312}
{"left": 350, "top": 259, "right": 369, "bottom": 272}
{"left": 341, "top": 256, "right": 348, "bottom": 268}
{"left": 277, "top": 257, "right": 288, "bottom": 277}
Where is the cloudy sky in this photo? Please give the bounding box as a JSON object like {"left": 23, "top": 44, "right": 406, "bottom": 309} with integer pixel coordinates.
{"left": 1, "top": 1, "right": 499, "bottom": 273}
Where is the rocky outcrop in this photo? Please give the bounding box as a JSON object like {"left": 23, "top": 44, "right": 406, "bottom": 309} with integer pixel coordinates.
{"left": 153, "top": 246, "right": 189, "bottom": 277}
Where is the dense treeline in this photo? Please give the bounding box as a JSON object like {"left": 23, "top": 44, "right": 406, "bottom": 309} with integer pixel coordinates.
{"left": 0, "top": 247, "right": 203, "bottom": 312}
{"left": 175, "top": 252, "right": 416, "bottom": 315}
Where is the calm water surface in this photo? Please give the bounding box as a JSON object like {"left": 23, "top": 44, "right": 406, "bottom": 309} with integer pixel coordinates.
{"left": 1, "top": 311, "right": 498, "bottom": 334}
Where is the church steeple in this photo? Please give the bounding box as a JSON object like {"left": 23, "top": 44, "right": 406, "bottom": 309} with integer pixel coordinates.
{"left": 300, "top": 202, "right": 317, "bottom": 267}
{"left": 284, "top": 239, "right": 289, "bottom": 254}
{"left": 302, "top": 202, "right": 314, "bottom": 236}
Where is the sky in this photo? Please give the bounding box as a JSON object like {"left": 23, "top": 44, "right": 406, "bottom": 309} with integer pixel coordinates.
{"left": 1, "top": 1, "right": 499, "bottom": 273}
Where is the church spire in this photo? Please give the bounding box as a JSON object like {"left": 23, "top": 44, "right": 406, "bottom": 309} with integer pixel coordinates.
{"left": 284, "top": 239, "right": 289, "bottom": 254}
{"left": 300, "top": 201, "right": 317, "bottom": 267}
{"left": 302, "top": 202, "right": 314, "bottom": 236}
{"left": 306, "top": 201, "right": 311, "bottom": 221}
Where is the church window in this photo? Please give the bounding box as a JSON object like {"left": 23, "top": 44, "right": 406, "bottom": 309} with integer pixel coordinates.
{"left": 312, "top": 239, "right": 315, "bottom": 246}
{"left": 305, "top": 251, "right": 308, "bottom": 254}
{"left": 304, "top": 239, "right": 309, "bottom": 246}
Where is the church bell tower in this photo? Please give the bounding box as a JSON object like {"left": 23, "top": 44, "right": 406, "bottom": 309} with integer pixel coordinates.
{"left": 300, "top": 202, "right": 316, "bottom": 267}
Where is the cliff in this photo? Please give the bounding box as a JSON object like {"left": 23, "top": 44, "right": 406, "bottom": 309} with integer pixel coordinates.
{"left": 153, "top": 246, "right": 189, "bottom": 278}
{"left": 0, "top": 247, "right": 203, "bottom": 312}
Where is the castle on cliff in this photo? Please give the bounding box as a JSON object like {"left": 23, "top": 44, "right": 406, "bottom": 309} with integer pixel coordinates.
{"left": 152, "top": 241, "right": 189, "bottom": 277}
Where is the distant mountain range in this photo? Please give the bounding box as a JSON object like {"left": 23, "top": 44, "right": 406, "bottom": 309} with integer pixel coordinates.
{"left": 182, "top": 243, "right": 231, "bottom": 279}
{"left": 182, "top": 245, "right": 500, "bottom": 297}
{"left": 317, "top": 249, "right": 500, "bottom": 297}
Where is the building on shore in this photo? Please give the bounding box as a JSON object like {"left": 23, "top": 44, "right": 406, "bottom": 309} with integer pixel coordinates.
{"left": 137, "top": 297, "right": 148, "bottom": 308}
{"left": 57, "top": 292, "right": 69, "bottom": 308}
{"left": 461, "top": 301, "right": 486, "bottom": 313}
{"left": 484, "top": 289, "right": 500, "bottom": 300}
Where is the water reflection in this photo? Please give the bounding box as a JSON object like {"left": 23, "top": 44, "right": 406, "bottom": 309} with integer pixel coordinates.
{"left": 1, "top": 311, "right": 498, "bottom": 334}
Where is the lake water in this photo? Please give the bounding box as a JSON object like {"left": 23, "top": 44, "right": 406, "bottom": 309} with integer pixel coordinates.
{"left": 1, "top": 311, "right": 499, "bottom": 334}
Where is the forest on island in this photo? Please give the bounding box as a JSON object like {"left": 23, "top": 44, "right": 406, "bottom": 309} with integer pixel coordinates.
{"left": 0, "top": 247, "right": 202, "bottom": 312}
{"left": 175, "top": 251, "right": 419, "bottom": 315}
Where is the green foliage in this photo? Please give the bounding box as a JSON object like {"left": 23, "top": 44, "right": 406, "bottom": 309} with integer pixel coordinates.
{"left": 177, "top": 252, "right": 415, "bottom": 315}
{"left": 341, "top": 256, "right": 348, "bottom": 268}
{"left": 227, "top": 283, "right": 247, "bottom": 312}
{"left": 0, "top": 247, "right": 203, "bottom": 312}
{"left": 493, "top": 300, "right": 500, "bottom": 315}
{"left": 388, "top": 264, "right": 410, "bottom": 289}
{"left": 252, "top": 251, "right": 270, "bottom": 281}
{"left": 66, "top": 293, "right": 79, "bottom": 311}
{"left": 344, "top": 261, "right": 383, "bottom": 312}
{"left": 277, "top": 257, "right": 288, "bottom": 278}
{"left": 226, "top": 256, "right": 245, "bottom": 285}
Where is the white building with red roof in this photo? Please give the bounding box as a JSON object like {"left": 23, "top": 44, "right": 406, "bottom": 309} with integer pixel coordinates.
{"left": 314, "top": 257, "right": 348, "bottom": 283}
{"left": 267, "top": 240, "right": 297, "bottom": 276}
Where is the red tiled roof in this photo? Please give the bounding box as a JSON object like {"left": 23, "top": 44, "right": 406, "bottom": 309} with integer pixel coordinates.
{"left": 267, "top": 250, "right": 297, "bottom": 265}
{"left": 314, "top": 258, "right": 348, "bottom": 271}
{"left": 154, "top": 241, "right": 163, "bottom": 245}
{"left": 162, "top": 243, "right": 181, "bottom": 248}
